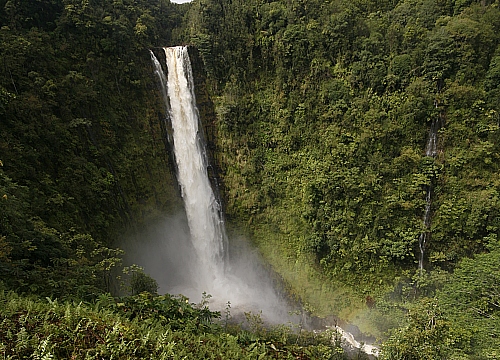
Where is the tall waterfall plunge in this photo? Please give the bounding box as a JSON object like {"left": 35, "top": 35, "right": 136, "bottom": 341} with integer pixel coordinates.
{"left": 148, "top": 46, "right": 292, "bottom": 323}
{"left": 164, "top": 46, "right": 226, "bottom": 283}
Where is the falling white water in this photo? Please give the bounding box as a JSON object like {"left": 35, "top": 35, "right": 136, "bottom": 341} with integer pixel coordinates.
{"left": 425, "top": 117, "right": 440, "bottom": 158}
{"left": 149, "top": 47, "right": 291, "bottom": 321}
{"left": 333, "top": 326, "right": 379, "bottom": 357}
{"left": 150, "top": 47, "right": 284, "bottom": 315}
{"left": 164, "top": 46, "right": 226, "bottom": 284}
{"left": 419, "top": 117, "right": 440, "bottom": 271}
{"left": 150, "top": 50, "right": 169, "bottom": 109}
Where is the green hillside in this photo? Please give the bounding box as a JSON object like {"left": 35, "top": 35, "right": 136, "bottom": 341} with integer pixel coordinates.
{"left": 184, "top": 0, "right": 500, "bottom": 356}
{"left": 1, "top": 0, "right": 185, "bottom": 297}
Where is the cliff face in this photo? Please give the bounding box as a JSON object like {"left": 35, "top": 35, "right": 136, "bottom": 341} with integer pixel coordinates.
{"left": 188, "top": 46, "right": 226, "bottom": 210}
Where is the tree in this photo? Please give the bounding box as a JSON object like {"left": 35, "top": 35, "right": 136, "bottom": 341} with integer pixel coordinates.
{"left": 380, "top": 298, "right": 453, "bottom": 360}
{"left": 438, "top": 248, "right": 500, "bottom": 358}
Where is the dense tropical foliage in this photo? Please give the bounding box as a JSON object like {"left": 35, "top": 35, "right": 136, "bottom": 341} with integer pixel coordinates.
{"left": 0, "top": 291, "right": 350, "bottom": 359}
{"left": 2, "top": 0, "right": 500, "bottom": 358}
{"left": 188, "top": 0, "right": 500, "bottom": 283}
{"left": 1, "top": 0, "right": 185, "bottom": 298}
{"left": 183, "top": 0, "right": 500, "bottom": 357}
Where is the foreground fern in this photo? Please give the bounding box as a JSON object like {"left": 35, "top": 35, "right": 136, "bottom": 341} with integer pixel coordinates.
{"left": 0, "top": 291, "right": 349, "bottom": 359}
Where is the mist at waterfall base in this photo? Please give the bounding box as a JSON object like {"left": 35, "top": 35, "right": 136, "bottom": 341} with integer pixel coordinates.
{"left": 120, "top": 216, "right": 380, "bottom": 356}
{"left": 121, "top": 213, "right": 297, "bottom": 325}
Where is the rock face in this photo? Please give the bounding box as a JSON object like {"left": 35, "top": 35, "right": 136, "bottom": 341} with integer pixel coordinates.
{"left": 187, "top": 46, "right": 225, "bottom": 210}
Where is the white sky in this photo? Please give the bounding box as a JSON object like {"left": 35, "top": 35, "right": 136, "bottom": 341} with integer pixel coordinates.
{"left": 171, "top": 0, "right": 192, "bottom": 3}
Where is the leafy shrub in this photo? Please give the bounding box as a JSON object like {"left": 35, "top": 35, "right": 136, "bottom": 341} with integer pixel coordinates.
{"left": 0, "top": 291, "right": 349, "bottom": 359}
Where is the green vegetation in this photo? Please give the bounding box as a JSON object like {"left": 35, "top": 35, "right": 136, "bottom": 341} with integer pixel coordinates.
{"left": 0, "top": 291, "right": 350, "bottom": 359}
{"left": 183, "top": 0, "right": 500, "bottom": 356}
{"left": 0, "top": 0, "right": 185, "bottom": 297}
{"left": 190, "top": 0, "right": 500, "bottom": 287}
{"left": 2, "top": 0, "right": 500, "bottom": 357}
{"left": 380, "top": 245, "right": 500, "bottom": 358}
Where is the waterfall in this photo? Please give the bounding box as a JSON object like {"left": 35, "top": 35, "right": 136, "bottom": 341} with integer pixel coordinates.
{"left": 153, "top": 46, "right": 227, "bottom": 285}
{"left": 164, "top": 46, "right": 227, "bottom": 281}
{"left": 151, "top": 46, "right": 301, "bottom": 322}
{"left": 425, "top": 117, "right": 440, "bottom": 157}
{"left": 149, "top": 50, "right": 169, "bottom": 112}
{"left": 419, "top": 116, "right": 440, "bottom": 271}
{"left": 149, "top": 47, "right": 285, "bottom": 316}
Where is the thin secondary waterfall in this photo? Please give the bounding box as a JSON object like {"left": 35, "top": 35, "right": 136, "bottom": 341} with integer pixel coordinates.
{"left": 154, "top": 46, "right": 227, "bottom": 284}
{"left": 150, "top": 50, "right": 169, "bottom": 112}
{"left": 419, "top": 117, "right": 440, "bottom": 271}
